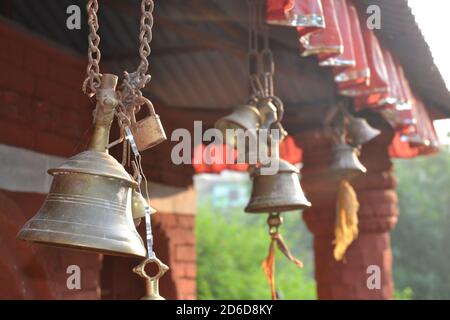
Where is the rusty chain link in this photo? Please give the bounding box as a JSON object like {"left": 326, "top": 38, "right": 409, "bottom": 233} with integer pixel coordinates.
{"left": 247, "top": 0, "right": 275, "bottom": 99}
{"left": 83, "top": 0, "right": 155, "bottom": 110}
{"left": 82, "top": 0, "right": 102, "bottom": 97}
{"left": 119, "top": 0, "right": 154, "bottom": 113}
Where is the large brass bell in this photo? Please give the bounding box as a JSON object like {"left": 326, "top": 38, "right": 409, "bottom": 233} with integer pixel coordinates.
{"left": 17, "top": 74, "right": 147, "bottom": 258}
{"left": 330, "top": 141, "right": 367, "bottom": 178}
{"left": 215, "top": 104, "right": 261, "bottom": 147}
{"left": 347, "top": 116, "right": 381, "bottom": 146}
{"left": 245, "top": 159, "right": 311, "bottom": 213}
{"left": 131, "top": 97, "right": 167, "bottom": 152}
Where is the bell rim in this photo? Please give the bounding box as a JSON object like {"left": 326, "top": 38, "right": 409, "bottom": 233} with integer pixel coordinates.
{"left": 329, "top": 167, "right": 367, "bottom": 179}
{"left": 17, "top": 228, "right": 147, "bottom": 258}
{"left": 244, "top": 198, "right": 312, "bottom": 213}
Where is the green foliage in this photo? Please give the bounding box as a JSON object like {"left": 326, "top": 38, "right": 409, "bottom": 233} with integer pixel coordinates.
{"left": 196, "top": 201, "right": 316, "bottom": 300}
{"left": 393, "top": 287, "right": 413, "bottom": 300}
{"left": 196, "top": 149, "right": 450, "bottom": 300}
{"left": 392, "top": 150, "right": 450, "bottom": 299}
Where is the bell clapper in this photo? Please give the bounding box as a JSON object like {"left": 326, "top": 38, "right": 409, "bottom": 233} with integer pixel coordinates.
{"left": 267, "top": 212, "right": 283, "bottom": 235}
{"left": 133, "top": 255, "right": 169, "bottom": 300}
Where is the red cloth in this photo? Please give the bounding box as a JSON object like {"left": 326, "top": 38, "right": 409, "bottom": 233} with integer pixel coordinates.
{"left": 192, "top": 136, "right": 302, "bottom": 173}
{"left": 388, "top": 131, "right": 420, "bottom": 158}
{"left": 354, "top": 47, "right": 401, "bottom": 110}
{"left": 378, "top": 53, "right": 415, "bottom": 129}
{"left": 339, "top": 28, "right": 389, "bottom": 106}
{"left": 267, "top": 0, "right": 325, "bottom": 35}
{"left": 388, "top": 94, "right": 439, "bottom": 157}
{"left": 408, "top": 98, "right": 440, "bottom": 153}
{"left": 299, "top": 0, "right": 343, "bottom": 57}
{"left": 334, "top": 3, "right": 370, "bottom": 89}
{"left": 318, "top": 0, "right": 355, "bottom": 68}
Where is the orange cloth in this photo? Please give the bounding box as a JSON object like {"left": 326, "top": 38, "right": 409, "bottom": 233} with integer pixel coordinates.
{"left": 262, "top": 232, "right": 303, "bottom": 300}
{"left": 333, "top": 179, "right": 359, "bottom": 261}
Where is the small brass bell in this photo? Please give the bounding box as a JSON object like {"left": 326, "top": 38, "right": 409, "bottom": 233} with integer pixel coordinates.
{"left": 347, "top": 116, "right": 381, "bottom": 146}
{"left": 256, "top": 97, "right": 278, "bottom": 130}
{"left": 330, "top": 141, "right": 367, "bottom": 179}
{"left": 17, "top": 74, "right": 147, "bottom": 258}
{"left": 215, "top": 104, "right": 261, "bottom": 147}
{"left": 245, "top": 159, "right": 311, "bottom": 213}
{"left": 132, "top": 189, "right": 157, "bottom": 227}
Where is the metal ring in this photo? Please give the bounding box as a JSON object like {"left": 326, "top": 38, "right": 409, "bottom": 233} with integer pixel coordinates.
{"left": 133, "top": 256, "right": 169, "bottom": 282}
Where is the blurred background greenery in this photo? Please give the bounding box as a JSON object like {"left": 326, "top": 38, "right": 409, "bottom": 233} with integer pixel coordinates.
{"left": 195, "top": 146, "right": 450, "bottom": 300}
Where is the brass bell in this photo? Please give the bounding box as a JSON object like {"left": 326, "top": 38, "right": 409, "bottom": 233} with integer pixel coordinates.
{"left": 256, "top": 97, "right": 278, "bottom": 130}
{"left": 330, "top": 141, "right": 367, "bottom": 178}
{"left": 17, "top": 74, "right": 147, "bottom": 258}
{"left": 131, "top": 97, "right": 167, "bottom": 152}
{"left": 215, "top": 104, "right": 261, "bottom": 147}
{"left": 245, "top": 159, "right": 311, "bottom": 213}
{"left": 132, "top": 189, "right": 157, "bottom": 227}
{"left": 347, "top": 116, "right": 381, "bottom": 146}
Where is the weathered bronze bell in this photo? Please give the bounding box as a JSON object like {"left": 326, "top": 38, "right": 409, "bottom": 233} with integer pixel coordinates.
{"left": 245, "top": 159, "right": 311, "bottom": 213}
{"left": 215, "top": 104, "right": 261, "bottom": 147}
{"left": 330, "top": 142, "right": 367, "bottom": 178}
{"left": 347, "top": 116, "right": 381, "bottom": 146}
{"left": 17, "top": 74, "right": 147, "bottom": 258}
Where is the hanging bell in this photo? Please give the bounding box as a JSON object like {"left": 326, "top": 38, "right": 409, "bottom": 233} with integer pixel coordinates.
{"left": 245, "top": 159, "right": 311, "bottom": 213}
{"left": 132, "top": 189, "right": 157, "bottom": 227}
{"left": 330, "top": 141, "right": 367, "bottom": 178}
{"left": 347, "top": 116, "right": 381, "bottom": 146}
{"left": 215, "top": 104, "right": 261, "bottom": 147}
{"left": 17, "top": 74, "right": 147, "bottom": 258}
{"left": 256, "top": 97, "right": 278, "bottom": 130}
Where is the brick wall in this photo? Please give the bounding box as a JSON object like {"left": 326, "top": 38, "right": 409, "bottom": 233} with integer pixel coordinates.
{"left": 0, "top": 190, "right": 101, "bottom": 299}
{"left": 0, "top": 21, "right": 197, "bottom": 299}
{"left": 100, "top": 213, "right": 196, "bottom": 300}
{"left": 153, "top": 213, "right": 197, "bottom": 300}
{"left": 0, "top": 21, "right": 92, "bottom": 157}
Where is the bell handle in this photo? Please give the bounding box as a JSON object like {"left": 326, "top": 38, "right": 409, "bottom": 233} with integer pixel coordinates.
{"left": 133, "top": 256, "right": 169, "bottom": 282}
{"left": 88, "top": 74, "right": 120, "bottom": 152}
{"left": 269, "top": 96, "right": 284, "bottom": 123}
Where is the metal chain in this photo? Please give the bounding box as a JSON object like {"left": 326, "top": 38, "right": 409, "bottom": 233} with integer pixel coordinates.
{"left": 119, "top": 0, "right": 154, "bottom": 112}
{"left": 247, "top": 0, "right": 275, "bottom": 99}
{"left": 138, "top": 0, "right": 154, "bottom": 85}
{"left": 259, "top": 0, "right": 275, "bottom": 98}
{"left": 83, "top": 0, "right": 102, "bottom": 97}
{"left": 247, "top": 0, "right": 264, "bottom": 98}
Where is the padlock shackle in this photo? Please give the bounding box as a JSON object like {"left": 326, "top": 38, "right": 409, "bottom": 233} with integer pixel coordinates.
{"left": 138, "top": 96, "right": 157, "bottom": 117}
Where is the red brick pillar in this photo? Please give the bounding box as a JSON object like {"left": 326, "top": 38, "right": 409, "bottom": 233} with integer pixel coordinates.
{"left": 296, "top": 129, "right": 399, "bottom": 299}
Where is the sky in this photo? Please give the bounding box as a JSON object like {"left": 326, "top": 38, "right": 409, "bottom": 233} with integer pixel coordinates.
{"left": 408, "top": 0, "right": 450, "bottom": 90}
{"left": 407, "top": 0, "right": 450, "bottom": 145}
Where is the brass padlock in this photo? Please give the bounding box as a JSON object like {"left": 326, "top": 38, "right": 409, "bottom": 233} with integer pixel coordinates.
{"left": 131, "top": 97, "right": 167, "bottom": 151}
